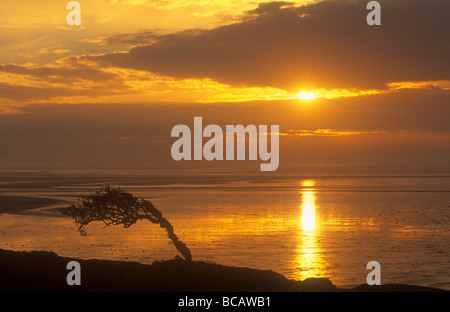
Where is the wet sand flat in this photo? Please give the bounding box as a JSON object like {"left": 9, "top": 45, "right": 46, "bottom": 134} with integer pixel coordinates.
{"left": 0, "top": 195, "right": 63, "bottom": 214}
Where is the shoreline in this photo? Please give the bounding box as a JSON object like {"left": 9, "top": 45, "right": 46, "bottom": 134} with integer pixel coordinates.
{"left": 0, "top": 249, "right": 446, "bottom": 292}
{"left": 0, "top": 195, "right": 65, "bottom": 215}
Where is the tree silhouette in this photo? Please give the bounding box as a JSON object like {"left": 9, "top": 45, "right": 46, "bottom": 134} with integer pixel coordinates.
{"left": 61, "top": 185, "right": 192, "bottom": 261}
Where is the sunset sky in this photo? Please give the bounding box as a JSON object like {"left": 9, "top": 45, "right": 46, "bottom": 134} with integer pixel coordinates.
{"left": 0, "top": 0, "right": 449, "bottom": 173}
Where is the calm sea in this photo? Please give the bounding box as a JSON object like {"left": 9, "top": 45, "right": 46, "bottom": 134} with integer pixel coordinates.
{"left": 1, "top": 171, "right": 449, "bottom": 289}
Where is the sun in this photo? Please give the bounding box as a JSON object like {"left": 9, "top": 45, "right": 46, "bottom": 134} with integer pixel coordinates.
{"left": 298, "top": 91, "right": 317, "bottom": 100}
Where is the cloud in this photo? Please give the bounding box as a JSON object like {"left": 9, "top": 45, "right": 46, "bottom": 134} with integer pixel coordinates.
{"left": 280, "top": 129, "right": 386, "bottom": 137}
{"left": 0, "top": 57, "right": 296, "bottom": 103}
{"left": 0, "top": 82, "right": 119, "bottom": 102}
{"left": 0, "top": 83, "right": 72, "bottom": 101}
{"left": 87, "top": 0, "right": 450, "bottom": 91}
{"left": 386, "top": 80, "right": 450, "bottom": 92}
{"left": 0, "top": 58, "right": 133, "bottom": 102}
{"left": 0, "top": 106, "right": 25, "bottom": 115}
{"left": 100, "top": 30, "right": 162, "bottom": 46}
{"left": 51, "top": 49, "right": 70, "bottom": 55}
{"left": 0, "top": 59, "right": 120, "bottom": 85}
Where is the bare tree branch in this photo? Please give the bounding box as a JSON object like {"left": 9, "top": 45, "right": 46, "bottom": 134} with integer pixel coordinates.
{"left": 60, "top": 185, "right": 192, "bottom": 261}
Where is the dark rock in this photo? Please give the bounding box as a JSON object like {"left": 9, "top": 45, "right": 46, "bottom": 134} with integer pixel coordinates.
{"left": 299, "top": 277, "right": 337, "bottom": 292}
{"left": 0, "top": 249, "right": 446, "bottom": 292}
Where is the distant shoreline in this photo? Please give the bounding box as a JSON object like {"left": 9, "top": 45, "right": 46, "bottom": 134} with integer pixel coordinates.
{"left": 0, "top": 195, "right": 65, "bottom": 214}
{"left": 0, "top": 249, "right": 446, "bottom": 292}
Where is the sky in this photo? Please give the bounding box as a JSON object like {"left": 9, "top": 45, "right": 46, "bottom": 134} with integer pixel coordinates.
{"left": 0, "top": 0, "right": 449, "bottom": 174}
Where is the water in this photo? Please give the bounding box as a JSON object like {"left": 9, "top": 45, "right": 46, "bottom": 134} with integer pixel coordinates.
{"left": 1, "top": 171, "right": 449, "bottom": 289}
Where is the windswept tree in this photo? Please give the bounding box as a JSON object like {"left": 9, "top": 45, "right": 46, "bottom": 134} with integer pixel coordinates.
{"left": 61, "top": 185, "right": 192, "bottom": 261}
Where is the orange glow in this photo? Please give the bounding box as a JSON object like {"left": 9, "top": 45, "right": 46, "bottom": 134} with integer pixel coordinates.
{"left": 280, "top": 129, "right": 386, "bottom": 137}
{"left": 301, "top": 189, "right": 316, "bottom": 232}
{"left": 301, "top": 180, "right": 315, "bottom": 188}
{"left": 387, "top": 80, "right": 450, "bottom": 91}
{"left": 298, "top": 90, "right": 317, "bottom": 100}
{"left": 293, "top": 180, "right": 328, "bottom": 281}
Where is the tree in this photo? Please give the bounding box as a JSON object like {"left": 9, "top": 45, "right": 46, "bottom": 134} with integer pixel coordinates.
{"left": 61, "top": 185, "right": 192, "bottom": 261}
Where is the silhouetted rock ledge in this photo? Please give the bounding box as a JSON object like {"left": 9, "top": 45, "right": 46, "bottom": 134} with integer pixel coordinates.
{"left": 0, "top": 249, "right": 446, "bottom": 292}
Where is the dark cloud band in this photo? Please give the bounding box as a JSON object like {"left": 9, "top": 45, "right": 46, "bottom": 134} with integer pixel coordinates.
{"left": 87, "top": 0, "right": 450, "bottom": 91}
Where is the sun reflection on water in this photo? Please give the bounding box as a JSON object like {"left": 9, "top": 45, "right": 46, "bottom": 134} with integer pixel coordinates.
{"left": 293, "top": 180, "right": 327, "bottom": 281}
{"left": 301, "top": 189, "right": 316, "bottom": 232}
